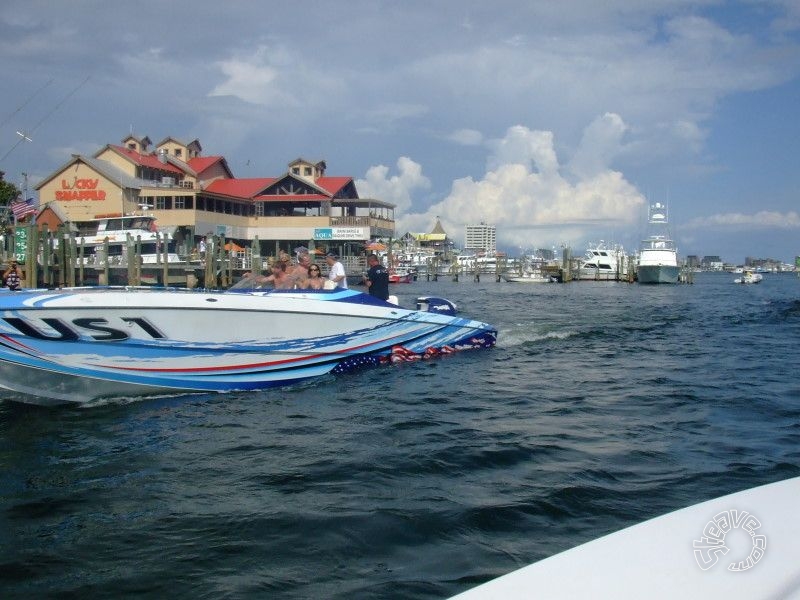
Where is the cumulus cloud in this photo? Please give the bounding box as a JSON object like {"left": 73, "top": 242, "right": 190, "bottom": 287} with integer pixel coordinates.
{"left": 568, "top": 113, "right": 629, "bottom": 179}
{"left": 381, "top": 119, "right": 645, "bottom": 249}
{"left": 685, "top": 211, "right": 800, "bottom": 230}
{"left": 209, "top": 46, "right": 290, "bottom": 106}
{"left": 355, "top": 156, "right": 431, "bottom": 215}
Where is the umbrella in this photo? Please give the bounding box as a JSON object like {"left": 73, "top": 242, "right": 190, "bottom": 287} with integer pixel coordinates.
{"left": 365, "top": 242, "right": 386, "bottom": 251}
{"left": 224, "top": 241, "right": 244, "bottom": 252}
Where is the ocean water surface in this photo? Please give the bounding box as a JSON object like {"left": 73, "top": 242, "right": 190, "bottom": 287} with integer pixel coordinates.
{"left": 1, "top": 272, "right": 799, "bottom": 598}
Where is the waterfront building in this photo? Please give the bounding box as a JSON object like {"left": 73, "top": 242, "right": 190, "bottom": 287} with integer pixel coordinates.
{"left": 33, "top": 134, "right": 395, "bottom": 264}
{"left": 464, "top": 222, "right": 496, "bottom": 255}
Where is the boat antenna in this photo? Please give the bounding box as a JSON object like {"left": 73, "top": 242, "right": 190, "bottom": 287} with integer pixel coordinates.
{"left": 1, "top": 75, "right": 90, "bottom": 162}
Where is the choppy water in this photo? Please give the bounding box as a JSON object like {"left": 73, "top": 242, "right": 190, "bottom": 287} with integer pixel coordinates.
{"left": 2, "top": 272, "right": 799, "bottom": 599}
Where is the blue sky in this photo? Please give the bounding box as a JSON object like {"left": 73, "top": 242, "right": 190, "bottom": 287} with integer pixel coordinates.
{"left": 1, "top": 0, "right": 799, "bottom": 263}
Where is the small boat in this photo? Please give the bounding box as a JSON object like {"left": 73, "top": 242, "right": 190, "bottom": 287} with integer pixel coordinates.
{"left": 0, "top": 285, "right": 496, "bottom": 406}
{"left": 637, "top": 202, "right": 679, "bottom": 284}
{"left": 389, "top": 268, "right": 414, "bottom": 284}
{"left": 734, "top": 269, "right": 763, "bottom": 284}
{"left": 450, "top": 475, "right": 800, "bottom": 599}
{"left": 502, "top": 270, "right": 553, "bottom": 283}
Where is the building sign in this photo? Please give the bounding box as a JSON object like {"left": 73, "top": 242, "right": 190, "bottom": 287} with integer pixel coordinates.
{"left": 55, "top": 178, "right": 107, "bottom": 201}
{"left": 313, "top": 227, "right": 368, "bottom": 241}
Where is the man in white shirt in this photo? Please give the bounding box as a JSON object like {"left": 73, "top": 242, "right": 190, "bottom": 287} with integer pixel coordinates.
{"left": 325, "top": 252, "right": 348, "bottom": 289}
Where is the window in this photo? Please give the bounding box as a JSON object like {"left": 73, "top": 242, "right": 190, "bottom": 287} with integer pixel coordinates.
{"left": 255, "top": 203, "right": 264, "bottom": 216}
{"left": 292, "top": 167, "right": 300, "bottom": 175}
{"left": 174, "top": 196, "right": 185, "bottom": 209}
{"left": 175, "top": 148, "right": 182, "bottom": 157}
{"left": 304, "top": 167, "right": 312, "bottom": 176}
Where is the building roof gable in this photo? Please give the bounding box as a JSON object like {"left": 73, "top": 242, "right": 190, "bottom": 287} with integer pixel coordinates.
{"left": 204, "top": 178, "right": 277, "bottom": 199}
{"left": 102, "top": 144, "right": 184, "bottom": 175}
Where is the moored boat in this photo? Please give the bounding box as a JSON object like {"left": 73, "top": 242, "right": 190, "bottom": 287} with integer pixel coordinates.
{"left": 389, "top": 267, "right": 414, "bottom": 284}
{"left": 577, "top": 241, "right": 630, "bottom": 281}
{"left": 70, "top": 213, "right": 183, "bottom": 265}
{"left": 0, "top": 285, "right": 496, "bottom": 406}
{"left": 637, "top": 202, "right": 679, "bottom": 284}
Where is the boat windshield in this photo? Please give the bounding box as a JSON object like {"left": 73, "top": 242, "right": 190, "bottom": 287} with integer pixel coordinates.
{"left": 228, "top": 273, "right": 272, "bottom": 291}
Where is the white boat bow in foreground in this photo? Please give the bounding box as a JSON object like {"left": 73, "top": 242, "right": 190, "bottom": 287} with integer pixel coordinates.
{"left": 0, "top": 287, "right": 496, "bottom": 406}
{"left": 450, "top": 476, "right": 800, "bottom": 599}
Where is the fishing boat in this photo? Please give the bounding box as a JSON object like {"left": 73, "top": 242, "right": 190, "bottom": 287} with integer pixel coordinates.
{"left": 71, "top": 213, "right": 182, "bottom": 266}
{"left": 502, "top": 253, "right": 554, "bottom": 283}
{"left": 637, "top": 202, "right": 679, "bottom": 284}
{"left": 734, "top": 269, "right": 763, "bottom": 284}
{"left": 576, "top": 242, "right": 630, "bottom": 281}
{"left": 0, "top": 285, "right": 496, "bottom": 406}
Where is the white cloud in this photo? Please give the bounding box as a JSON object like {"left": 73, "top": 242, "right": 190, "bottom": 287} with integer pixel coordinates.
{"left": 385, "top": 121, "right": 645, "bottom": 249}
{"left": 355, "top": 157, "right": 431, "bottom": 215}
{"left": 568, "top": 112, "right": 629, "bottom": 179}
{"left": 446, "top": 128, "right": 484, "bottom": 146}
{"left": 685, "top": 211, "right": 800, "bottom": 230}
{"left": 209, "top": 45, "right": 291, "bottom": 106}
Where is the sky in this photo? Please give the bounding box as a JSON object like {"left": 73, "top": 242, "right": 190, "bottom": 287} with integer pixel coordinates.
{"left": 1, "top": 0, "right": 799, "bottom": 264}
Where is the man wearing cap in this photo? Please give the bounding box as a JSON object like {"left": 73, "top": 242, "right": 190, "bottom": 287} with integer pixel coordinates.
{"left": 325, "top": 252, "right": 348, "bottom": 289}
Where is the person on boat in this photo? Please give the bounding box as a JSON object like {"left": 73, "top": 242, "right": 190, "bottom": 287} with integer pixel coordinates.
{"left": 302, "top": 264, "right": 326, "bottom": 290}
{"left": 364, "top": 253, "right": 389, "bottom": 300}
{"left": 270, "top": 262, "right": 293, "bottom": 289}
{"left": 325, "top": 251, "right": 348, "bottom": 289}
{"left": 287, "top": 251, "right": 312, "bottom": 288}
{"left": 3, "top": 260, "right": 22, "bottom": 291}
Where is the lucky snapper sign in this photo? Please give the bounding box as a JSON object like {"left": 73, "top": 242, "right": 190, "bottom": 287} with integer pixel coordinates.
{"left": 55, "top": 178, "right": 107, "bottom": 201}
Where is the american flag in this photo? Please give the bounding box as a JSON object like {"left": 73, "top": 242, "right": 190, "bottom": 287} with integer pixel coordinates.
{"left": 11, "top": 198, "right": 36, "bottom": 220}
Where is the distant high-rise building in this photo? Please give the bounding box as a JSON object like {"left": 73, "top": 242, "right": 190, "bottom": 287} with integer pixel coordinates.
{"left": 464, "top": 223, "right": 496, "bottom": 254}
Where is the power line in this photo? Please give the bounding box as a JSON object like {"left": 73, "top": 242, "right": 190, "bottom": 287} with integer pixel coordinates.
{"left": 0, "top": 78, "right": 54, "bottom": 129}
{"left": 1, "top": 75, "right": 91, "bottom": 163}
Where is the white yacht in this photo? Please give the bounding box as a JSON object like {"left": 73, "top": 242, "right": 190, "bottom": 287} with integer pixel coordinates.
{"left": 637, "top": 202, "right": 679, "bottom": 284}
{"left": 577, "top": 242, "right": 630, "bottom": 281}
{"left": 72, "top": 213, "right": 182, "bottom": 266}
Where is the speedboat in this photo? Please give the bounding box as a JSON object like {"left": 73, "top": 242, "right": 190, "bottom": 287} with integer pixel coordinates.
{"left": 637, "top": 202, "right": 679, "bottom": 284}
{"left": 449, "top": 476, "right": 800, "bottom": 599}
{"left": 0, "top": 286, "right": 496, "bottom": 406}
{"left": 734, "top": 269, "right": 763, "bottom": 284}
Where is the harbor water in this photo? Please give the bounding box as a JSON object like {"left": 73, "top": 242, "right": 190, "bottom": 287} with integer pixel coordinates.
{"left": 2, "top": 272, "right": 799, "bottom": 599}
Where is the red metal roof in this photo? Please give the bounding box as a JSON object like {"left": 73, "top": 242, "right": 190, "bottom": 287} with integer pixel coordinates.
{"left": 108, "top": 145, "right": 183, "bottom": 174}
{"left": 204, "top": 178, "right": 276, "bottom": 199}
{"left": 188, "top": 155, "right": 227, "bottom": 175}
{"left": 315, "top": 176, "right": 352, "bottom": 195}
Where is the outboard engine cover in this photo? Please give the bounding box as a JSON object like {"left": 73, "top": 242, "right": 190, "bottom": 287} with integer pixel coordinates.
{"left": 416, "top": 296, "right": 458, "bottom": 316}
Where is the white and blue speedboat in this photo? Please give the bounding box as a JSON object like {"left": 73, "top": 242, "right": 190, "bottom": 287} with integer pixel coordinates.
{"left": 0, "top": 286, "right": 496, "bottom": 406}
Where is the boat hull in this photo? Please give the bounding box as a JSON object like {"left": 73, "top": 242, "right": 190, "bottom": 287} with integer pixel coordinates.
{"left": 0, "top": 287, "right": 496, "bottom": 406}
{"left": 637, "top": 264, "right": 679, "bottom": 284}
{"left": 502, "top": 274, "right": 552, "bottom": 283}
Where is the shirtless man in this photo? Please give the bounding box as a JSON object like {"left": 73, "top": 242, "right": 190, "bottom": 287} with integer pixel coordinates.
{"left": 287, "top": 252, "right": 312, "bottom": 288}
